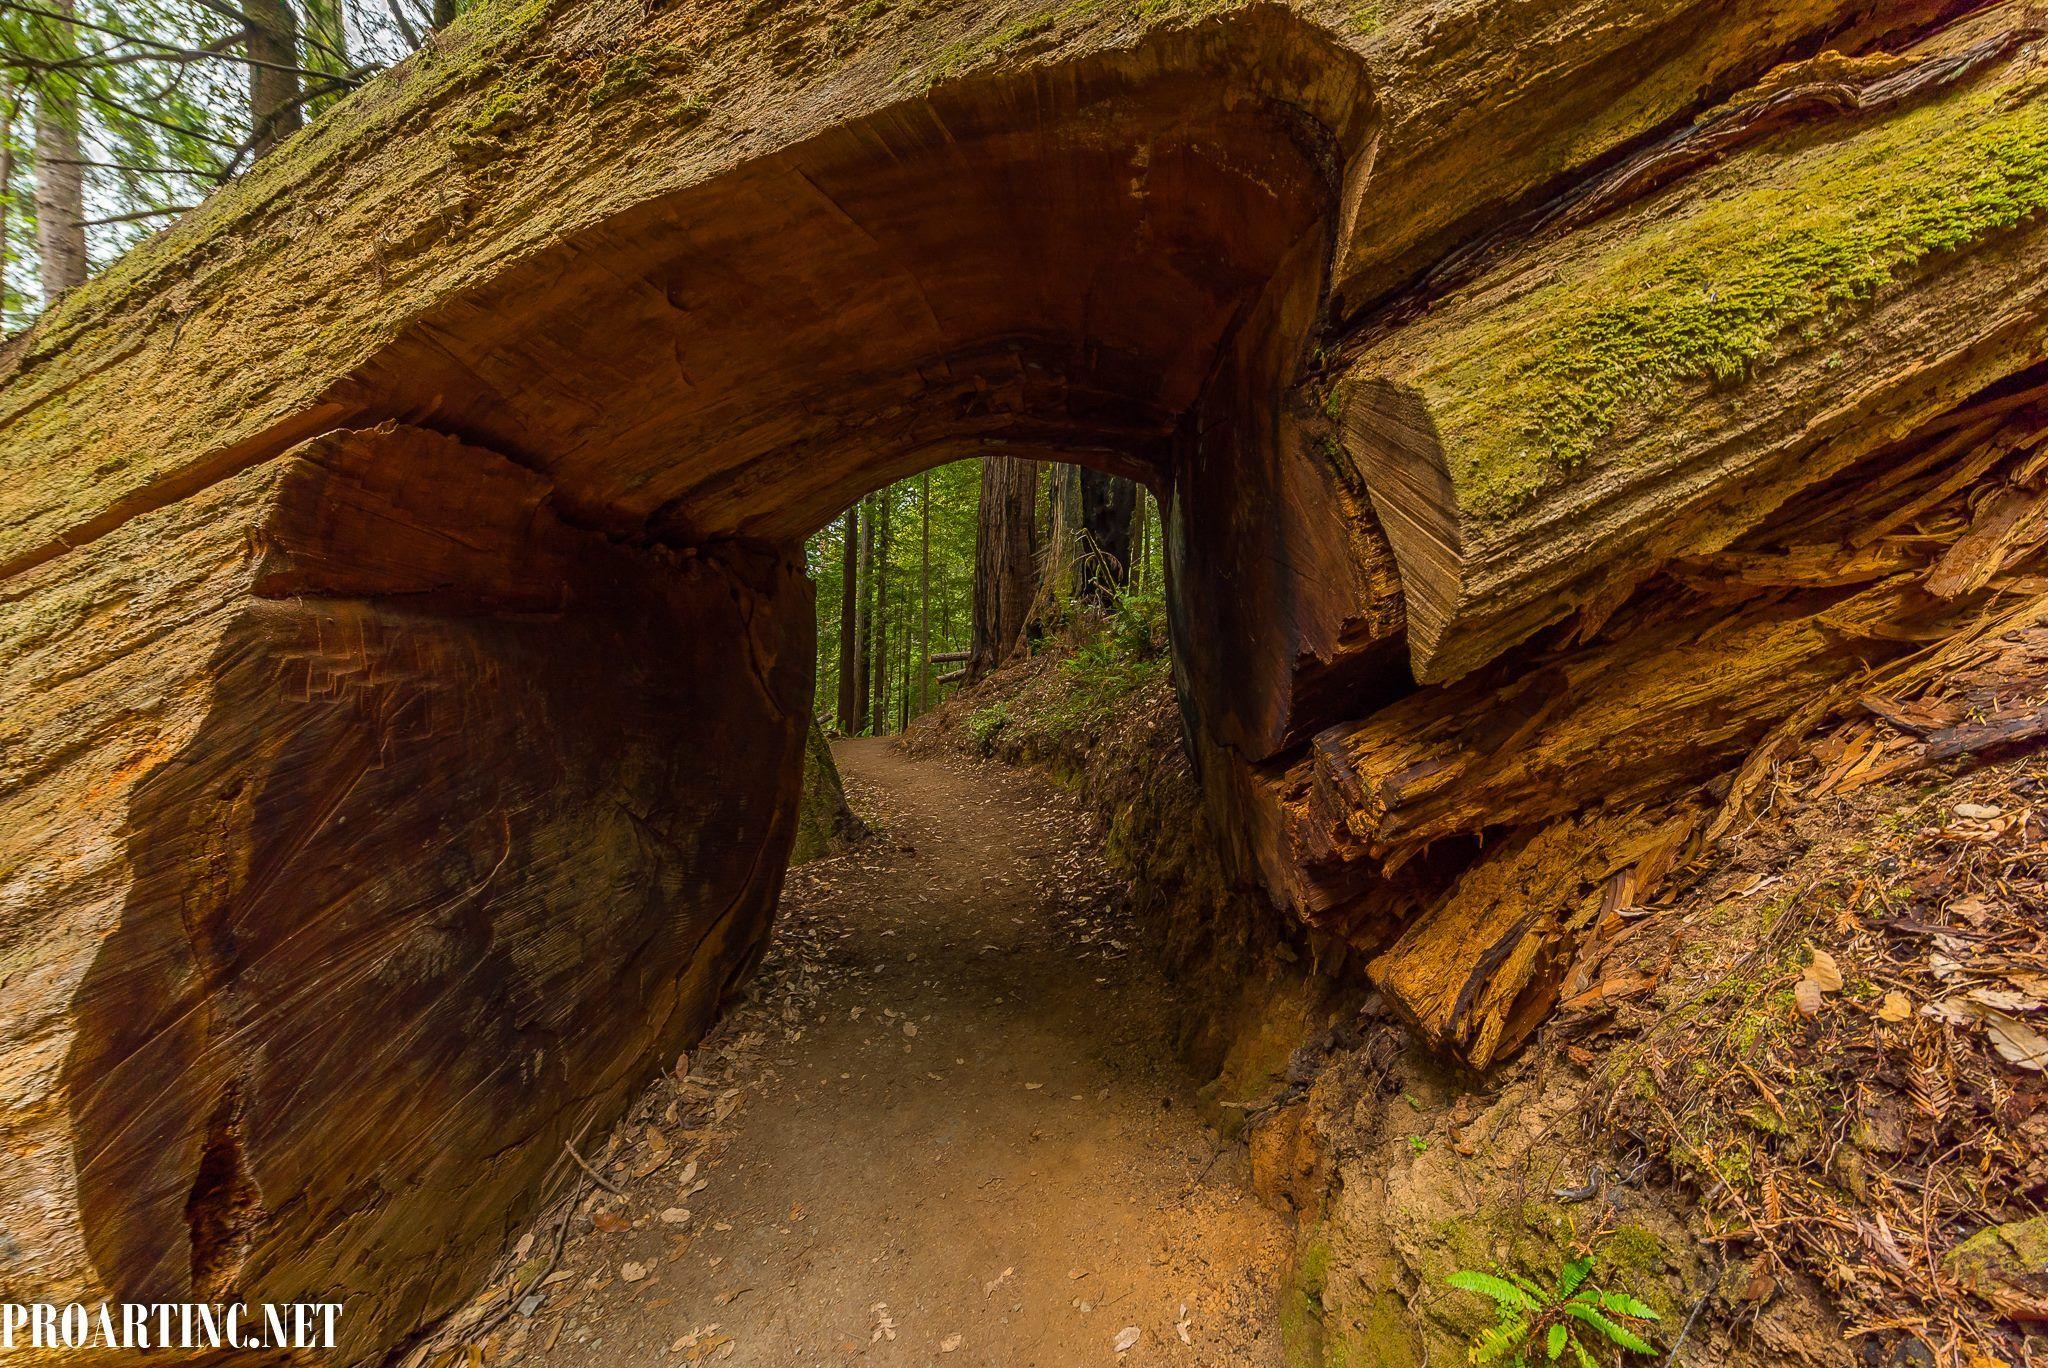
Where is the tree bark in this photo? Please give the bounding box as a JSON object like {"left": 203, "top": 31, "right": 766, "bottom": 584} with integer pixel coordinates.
{"left": 1078, "top": 470, "right": 1138, "bottom": 606}
{"left": 969, "top": 455, "right": 1038, "bottom": 679}
{"left": 869, "top": 490, "right": 893, "bottom": 733}
{"left": 0, "top": 81, "right": 17, "bottom": 323}
{"left": 245, "top": 0, "right": 304, "bottom": 159}
{"left": 32, "top": 17, "right": 87, "bottom": 301}
{"left": 851, "top": 496, "right": 873, "bottom": 733}
{"left": 918, "top": 471, "right": 931, "bottom": 715}
{"left": 835, "top": 506, "right": 858, "bottom": 730}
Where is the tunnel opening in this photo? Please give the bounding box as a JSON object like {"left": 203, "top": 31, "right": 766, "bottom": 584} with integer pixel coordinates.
{"left": 53, "top": 12, "right": 1404, "bottom": 1361}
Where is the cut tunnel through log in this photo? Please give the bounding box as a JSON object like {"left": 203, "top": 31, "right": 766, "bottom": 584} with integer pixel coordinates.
{"left": 0, "top": 12, "right": 1414, "bottom": 1361}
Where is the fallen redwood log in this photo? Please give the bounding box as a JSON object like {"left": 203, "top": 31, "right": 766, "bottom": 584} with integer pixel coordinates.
{"left": 1332, "top": 23, "right": 2048, "bottom": 685}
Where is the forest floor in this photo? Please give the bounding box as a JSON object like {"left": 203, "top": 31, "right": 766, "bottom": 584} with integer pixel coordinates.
{"left": 495, "top": 738, "right": 1291, "bottom": 1367}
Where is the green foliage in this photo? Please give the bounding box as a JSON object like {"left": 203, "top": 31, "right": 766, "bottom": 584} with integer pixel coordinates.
{"left": 968, "top": 701, "right": 1011, "bottom": 752}
{"left": 1447, "top": 1256, "right": 1657, "bottom": 1366}
{"left": 0, "top": 0, "right": 439, "bottom": 328}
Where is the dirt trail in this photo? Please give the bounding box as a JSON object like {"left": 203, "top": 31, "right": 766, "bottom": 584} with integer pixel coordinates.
{"left": 506, "top": 738, "right": 1291, "bottom": 1367}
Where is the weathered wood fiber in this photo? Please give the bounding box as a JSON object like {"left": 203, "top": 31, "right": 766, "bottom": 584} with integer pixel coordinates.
{"left": 1329, "top": 396, "right": 2048, "bottom": 1066}
{"left": 3, "top": 425, "right": 811, "bottom": 1360}
{"left": 1365, "top": 808, "right": 1700, "bottom": 1071}
{"left": 1334, "top": 20, "right": 2048, "bottom": 683}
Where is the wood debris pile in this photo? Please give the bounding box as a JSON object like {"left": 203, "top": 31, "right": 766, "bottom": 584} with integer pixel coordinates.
{"left": 1588, "top": 606, "right": 2048, "bottom": 1360}
{"left": 1272, "top": 383, "right": 2048, "bottom": 1074}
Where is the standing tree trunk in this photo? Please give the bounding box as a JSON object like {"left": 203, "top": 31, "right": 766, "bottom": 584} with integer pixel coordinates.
{"left": 1042, "top": 464, "right": 1083, "bottom": 605}
{"left": 918, "top": 472, "right": 932, "bottom": 714}
{"left": 969, "top": 455, "right": 1039, "bottom": 679}
{"left": 835, "top": 506, "right": 859, "bottom": 731}
{"left": 433, "top": 0, "right": 460, "bottom": 27}
{"left": 246, "top": 0, "right": 304, "bottom": 159}
{"left": 1078, "top": 470, "right": 1139, "bottom": 607}
{"left": 1131, "top": 493, "right": 1152, "bottom": 596}
{"left": 869, "top": 492, "right": 894, "bottom": 734}
{"left": 32, "top": 18, "right": 87, "bottom": 302}
{"left": 851, "top": 495, "right": 874, "bottom": 734}
{"left": 1, "top": 81, "right": 19, "bottom": 323}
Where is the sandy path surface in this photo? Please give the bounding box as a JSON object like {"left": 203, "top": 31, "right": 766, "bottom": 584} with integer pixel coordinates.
{"left": 493, "top": 737, "right": 1290, "bottom": 1367}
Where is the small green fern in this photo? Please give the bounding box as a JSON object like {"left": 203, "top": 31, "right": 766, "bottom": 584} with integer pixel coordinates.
{"left": 1447, "top": 1256, "right": 1658, "bottom": 1366}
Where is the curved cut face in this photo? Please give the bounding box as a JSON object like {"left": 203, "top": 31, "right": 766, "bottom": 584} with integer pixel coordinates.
{"left": 346, "top": 60, "right": 1346, "bottom": 542}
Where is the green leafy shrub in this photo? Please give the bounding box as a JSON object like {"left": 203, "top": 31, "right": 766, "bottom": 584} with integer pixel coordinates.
{"left": 967, "top": 702, "right": 1012, "bottom": 753}
{"left": 1447, "top": 1256, "right": 1658, "bottom": 1366}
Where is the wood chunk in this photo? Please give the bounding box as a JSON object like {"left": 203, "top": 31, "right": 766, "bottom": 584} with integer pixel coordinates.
{"left": 1366, "top": 809, "right": 1696, "bottom": 1069}
{"left": 1334, "top": 28, "right": 2048, "bottom": 683}
{"left": 1298, "top": 575, "right": 1930, "bottom": 874}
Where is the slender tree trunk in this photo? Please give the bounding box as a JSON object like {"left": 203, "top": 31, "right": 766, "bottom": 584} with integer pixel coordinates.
{"left": 835, "top": 506, "right": 859, "bottom": 731}
{"left": 870, "top": 493, "right": 894, "bottom": 734}
{"left": 897, "top": 599, "right": 911, "bottom": 732}
{"left": 32, "top": 14, "right": 87, "bottom": 302}
{"left": 918, "top": 472, "right": 931, "bottom": 715}
{"left": 969, "top": 455, "right": 1039, "bottom": 679}
{"left": 27, "top": 129, "right": 81, "bottom": 299}
{"left": 433, "top": 0, "right": 460, "bottom": 27}
{"left": 1, "top": 81, "right": 18, "bottom": 324}
{"left": 1132, "top": 494, "right": 1150, "bottom": 595}
{"left": 1042, "top": 465, "right": 1082, "bottom": 604}
{"left": 1077, "top": 470, "right": 1139, "bottom": 607}
{"left": 246, "top": 0, "right": 304, "bottom": 159}
{"left": 852, "top": 496, "right": 874, "bottom": 733}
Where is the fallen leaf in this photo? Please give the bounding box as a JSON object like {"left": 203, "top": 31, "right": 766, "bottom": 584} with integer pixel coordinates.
{"left": 1985, "top": 1012, "right": 2048, "bottom": 1071}
{"left": 1971, "top": 985, "right": 2048, "bottom": 1014}
{"left": 1955, "top": 802, "right": 2004, "bottom": 821}
{"left": 1114, "top": 1326, "right": 1141, "bottom": 1353}
{"left": 660, "top": 1207, "right": 691, "bottom": 1225}
{"left": 1877, "top": 991, "right": 1912, "bottom": 1023}
{"left": 940, "top": 1334, "right": 963, "bottom": 1353}
{"left": 1794, "top": 978, "right": 1826, "bottom": 1018}
{"left": 1806, "top": 949, "right": 1844, "bottom": 992}
{"left": 620, "top": 1262, "right": 648, "bottom": 1283}
{"left": 592, "top": 1210, "right": 631, "bottom": 1234}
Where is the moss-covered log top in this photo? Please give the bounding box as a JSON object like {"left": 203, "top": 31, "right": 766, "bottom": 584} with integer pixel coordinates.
{"left": 0, "top": 0, "right": 1944, "bottom": 578}
{"left": 1336, "top": 16, "right": 2048, "bottom": 682}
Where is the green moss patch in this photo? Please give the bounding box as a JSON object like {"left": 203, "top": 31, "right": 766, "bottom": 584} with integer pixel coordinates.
{"left": 1405, "top": 65, "right": 2048, "bottom": 519}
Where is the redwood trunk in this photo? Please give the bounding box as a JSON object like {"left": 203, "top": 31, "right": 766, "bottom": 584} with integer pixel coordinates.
{"left": 1079, "top": 470, "right": 1138, "bottom": 606}
{"left": 835, "top": 506, "right": 858, "bottom": 730}
{"left": 969, "top": 456, "right": 1038, "bottom": 678}
{"left": 246, "top": 0, "right": 304, "bottom": 159}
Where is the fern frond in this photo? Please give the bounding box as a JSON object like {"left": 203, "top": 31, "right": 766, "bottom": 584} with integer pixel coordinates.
{"left": 1556, "top": 1257, "right": 1593, "bottom": 1298}
{"left": 1447, "top": 1270, "right": 1542, "bottom": 1311}
{"left": 1563, "top": 1304, "right": 1656, "bottom": 1355}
